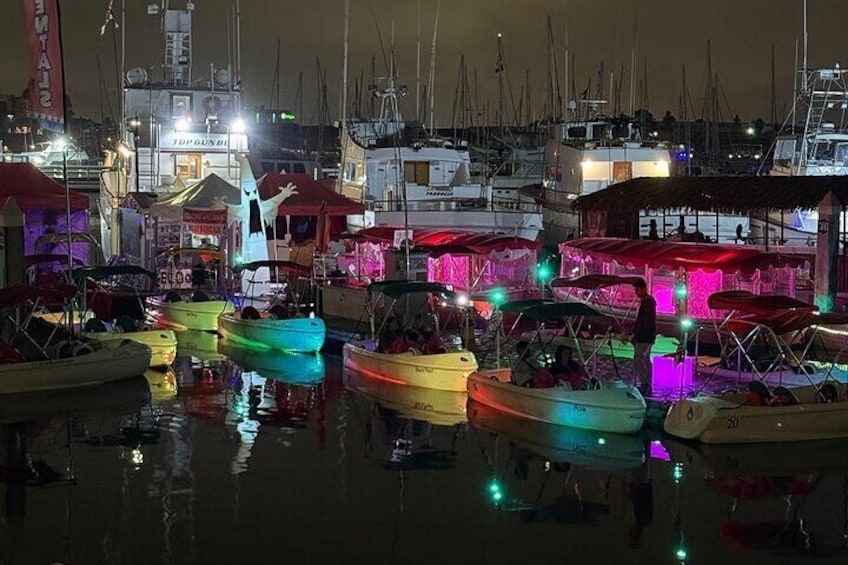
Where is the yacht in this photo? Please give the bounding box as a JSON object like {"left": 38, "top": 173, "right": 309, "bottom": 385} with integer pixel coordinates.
{"left": 338, "top": 80, "right": 542, "bottom": 240}
{"left": 531, "top": 101, "right": 671, "bottom": 246}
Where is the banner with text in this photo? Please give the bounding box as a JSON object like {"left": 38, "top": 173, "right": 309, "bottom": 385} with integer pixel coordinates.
{"left": 183, "top": 208, "right": 227, "bottom": 235}
{"left": 22, "top": 0, "right": 65, "bottom": 133}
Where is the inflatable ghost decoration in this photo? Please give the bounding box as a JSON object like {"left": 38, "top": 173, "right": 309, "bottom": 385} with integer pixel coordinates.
{"left": 228, "top": 154, "right": 298, "bottom": 295}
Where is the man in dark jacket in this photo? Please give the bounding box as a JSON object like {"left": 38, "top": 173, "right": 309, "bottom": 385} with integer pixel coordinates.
{"left": 631, "top": 278, "right": 656, "bottom": 396}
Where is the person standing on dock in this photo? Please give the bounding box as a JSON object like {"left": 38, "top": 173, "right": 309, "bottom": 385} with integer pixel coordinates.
{"left": 631, "top": 279, "right": 656, "bottom": 397}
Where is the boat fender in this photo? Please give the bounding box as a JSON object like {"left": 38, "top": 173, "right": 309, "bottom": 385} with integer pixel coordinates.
{"left": 71, "top": 342, "right": 94, "bottom": 356}
{"left": 51, "top": 340, "right": 75, "bottom": 358}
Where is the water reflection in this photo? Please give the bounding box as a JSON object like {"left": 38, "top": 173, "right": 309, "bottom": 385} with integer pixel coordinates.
{"left": 665, "top": 438, "right": 848, "bottom": 560}
{"left": 344, "top": 368, "right": 467, "bottom": 470}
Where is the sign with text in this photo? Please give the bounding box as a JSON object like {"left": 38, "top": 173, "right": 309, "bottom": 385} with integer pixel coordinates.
{"left": 183, "top": 207, "right": 227, "bottom": 236}
{"left": 159, "top": 268, "right": 193, "bottom": 290}
{"left": 22, "top": 0, "right": 65, "bottom": 132}
{"left": 159, "top": 131, "right": 248, "bottom": 153}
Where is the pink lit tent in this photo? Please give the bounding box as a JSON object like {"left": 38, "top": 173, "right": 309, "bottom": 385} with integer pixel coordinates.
{"left": 0, "top": 163, "right": 90, "bottom": 264}
{"left": 559, "top": 237, "right": 810, "bottom": 319}
{"left": 351, "top": 227, "right": 541, "bottom": 296}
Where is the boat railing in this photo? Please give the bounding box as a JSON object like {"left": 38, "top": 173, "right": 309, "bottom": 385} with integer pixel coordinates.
{"left": 365, "top": 196, "right": 541, "bottom": 215}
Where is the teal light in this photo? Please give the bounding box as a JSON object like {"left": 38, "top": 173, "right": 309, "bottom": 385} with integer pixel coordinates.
{"left": 234, "top": 253, "right": 243, "bottom": 267}
{"left": 680, "top": 318, "right": 693, "bottom": 331}
{"left": 536, "top": 263, "right": 553, "bottom": 283}
{"left": 674, "top": 283, "right": 687, "bottom": 299}
{"left": 487, "top": 479, "right": 504, "bottom": 504}
{"left": 490, "top": 288, "right": 507, "bottom": 306}
{"left": 673, "top": 462, "right": 684, "bottom": 483}
{"left": 281, "top": 112, "right": 296, "bottom": 121}
{"left": 675, "top": 546, "right": 688, "bottom": 561}
{"left": 597, "top": 437, "right": 607, "bottom": 445}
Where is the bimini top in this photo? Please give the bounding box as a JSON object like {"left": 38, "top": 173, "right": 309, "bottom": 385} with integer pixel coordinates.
{"left": 559, "top": 238, "right": 808, "bottom": 274}
{"left": 233, "top": 260, "right": 311, "bottom": 276}
{"left": 72, "top": 265, "right": 157, "bottom": 281}
{"left": 499, "top": 300, "right": 610, "bottom": 323}
{"left": 355, "top": 227, "right": 541, "bottom": 255}
{"left": 707, "top": 291, "right": 817, "bottom": 316}
{"left": 157, "top": 247, "right": 224, "bottom": 261}
{"left": 550, "top": 274, "right": 642, "bottom": 290}
{"left": 0, "top": 283, "right": 76, "bottom": 310}
{"left": 728, "top": 310, "right": 848, "bottom": 335}
{"left": 367, "top": 281, "right": 455, "bottom": 299}
{"left": 497, "top": 299, "right": 556, "bottom": 314}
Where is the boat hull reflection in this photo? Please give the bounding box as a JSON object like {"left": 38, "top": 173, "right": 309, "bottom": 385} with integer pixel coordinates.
{"left": 219, "top": 341, "right": 325, "bottom": 384}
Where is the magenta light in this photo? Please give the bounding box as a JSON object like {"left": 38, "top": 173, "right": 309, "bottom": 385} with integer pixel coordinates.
{"left": 654, "top": 284, "right": 675, "bottom": 315}
{"left": 687, "top": 269, "right": 723, "bottom": 318}
{"left": 650, "top": 440, "right": 671, "bottom": 462}
{"left": 652, "top": 355, "right": 694, "bottom": 389}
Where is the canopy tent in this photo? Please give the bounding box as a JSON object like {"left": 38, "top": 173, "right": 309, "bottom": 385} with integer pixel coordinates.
{"left": 559, "top": 238, "right": 807, "bottom": 275}
{"left": 149, "top": 173, "right": 240, "bottom": 222}
{"left": 341, "top": 228, "right": 540, "bottom": 297}
{"left": 257, "top": 173, "right": 365, "bottom": 216}
{"left": 368, "top": 281, "right": 456, "bottom": 300}
{"left": 0, "top": 163, "right": 90, "bottom": 264}
{"left": 560, "top": 237, "right": 809, "bottom": 320}
{"left": 707, "top": 290, "right": 817, "bottom": 315}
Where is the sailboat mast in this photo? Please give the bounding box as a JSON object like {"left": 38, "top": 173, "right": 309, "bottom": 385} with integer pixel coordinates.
{"left": 427, "top": 0, "right": 442, "bottom": 135}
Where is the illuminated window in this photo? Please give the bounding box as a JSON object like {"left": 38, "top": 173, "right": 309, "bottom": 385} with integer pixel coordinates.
{"left": 175, "top": 153, "right": 201, "bottom": 180}
{"left": 171, "top": 93, "right": 192, "bottom": 117}
{"left": 404, "top": 161, "right": 430, "bottom": 185}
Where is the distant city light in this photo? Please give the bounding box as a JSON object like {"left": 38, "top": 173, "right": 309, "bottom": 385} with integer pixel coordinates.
{"left": 175, "top": 117, "right": 190, "bottom": 132}
{"left": 746, "top": 126, "right": 755, "bottom": 135}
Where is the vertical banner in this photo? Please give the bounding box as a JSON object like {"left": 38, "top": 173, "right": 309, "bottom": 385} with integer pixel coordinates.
{"left": 22, "top": 0, "right": 65, "bottom": 132}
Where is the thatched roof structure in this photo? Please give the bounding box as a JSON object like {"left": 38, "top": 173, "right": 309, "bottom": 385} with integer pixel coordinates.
{"left": 572, "top": 176, "right": 848, "bottom": 214}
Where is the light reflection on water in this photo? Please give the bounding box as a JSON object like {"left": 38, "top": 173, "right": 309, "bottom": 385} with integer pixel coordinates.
{"left": 1, "top": 332, "right": 848, "bottom": 563}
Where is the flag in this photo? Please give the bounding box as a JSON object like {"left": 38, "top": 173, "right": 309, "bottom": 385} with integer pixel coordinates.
{"left": 100, "top": 0, "right": 118, "bottom": 36}
{"left": 22, "top": 0, "right": 65, "bottom": 133}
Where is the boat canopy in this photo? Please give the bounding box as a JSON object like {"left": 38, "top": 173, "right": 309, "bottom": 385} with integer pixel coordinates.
{"left": 367, "top": 281, "right": 455, "bottom": 299}
{"left": 0, "top": 284, "right": 76, "bottom": 310}
{"left": 234, "top": 260, "right": 311, "bottom": 276}
{"left": 550, "top": 274, "right": 641, "bottom": 290}
{"left": 354, "top": 227, "right": 541, "bottom": 255}
{"left": 707, "top": 291, "right": 817, "bottom": 315}
{"left": 72, "top": 265, "right": 157, "bottom": 281}
{"left": 0, "top": 163, "right": 89, "bottom": 211}
{"left": 727, "top": 309, "right": 848, "bottom": 335}
{"left": 519, "top": 302, "right": 611, "bottom": 323}
{"left": 24, "top": 254, "right": 83, "bottom": 269}
{"left": 497, "top": 299, "right": 555, "bottom": 314}
{"left": 559, "top": 238, "right": 808, "bottom": 274}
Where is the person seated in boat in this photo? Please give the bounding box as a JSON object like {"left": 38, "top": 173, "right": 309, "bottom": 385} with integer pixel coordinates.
{"left": 419, "top": 325, "right": 445, "bottom": 354}
{"left": 530, "top": 363, "right": 556, "bottom": 388}
{"left": 514, "top": 341, "right": 538, "bottom": 384}
{"left": 378, "top": 317, "right": 401, "bottom": 352}
{"left": 550, "top": 345, "right": 590, "bottom": 389}
{"left": 386, "top": 330, "right": 419, "bottom": 354}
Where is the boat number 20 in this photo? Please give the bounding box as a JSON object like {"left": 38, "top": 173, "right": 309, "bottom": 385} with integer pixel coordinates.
{"left": 726, "top": 418, "right": 739, "bottom": 429}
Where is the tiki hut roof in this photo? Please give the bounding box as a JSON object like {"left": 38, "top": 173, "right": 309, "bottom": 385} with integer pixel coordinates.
{"left": 572, "top": 176, "right": 848, "bottom": 215}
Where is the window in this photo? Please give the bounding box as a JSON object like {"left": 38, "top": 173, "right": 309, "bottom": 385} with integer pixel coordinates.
{"left": 404, "top": 161, "right": 430, "bottom": 185}
{"left": 292, "top": 163, "right": 306, "bottom": 174}
{"left": 171, "top": 93, "right": 192, "bottom": 117}
{"left": 613, "top": 162, "right": 632, "bottom": 183}
{"left": 175, "top": 153, "right": 201, "bottom": 180}
{"left": 260, "top": 161, "right": 275, "bottom": 174}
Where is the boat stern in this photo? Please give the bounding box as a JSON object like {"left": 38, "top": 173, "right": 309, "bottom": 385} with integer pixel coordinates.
{"left": 663, "top": 397, "right": 724, "bottom": 441}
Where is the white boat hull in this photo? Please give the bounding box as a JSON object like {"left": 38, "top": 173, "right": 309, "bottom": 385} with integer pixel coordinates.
{"left": 467, "top": 368, "right": 646, "bottom": 434}
{"left": 664, "top": 383, "right": 848, "bottom": 444}
{"left": 343, "top": 341, "right": 478, "bottom": 392}
{"left": 146, "top": 297, "right": 235, "bottom": 331}
{"left": 0, "top": 340, "right": 152, "bottom": 394}
{"left": 85, "top": 328, "right": 177, "bottom": 367}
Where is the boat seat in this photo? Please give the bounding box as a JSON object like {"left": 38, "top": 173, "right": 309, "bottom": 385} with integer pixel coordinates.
{"left": 115, "top": 315, "right": 138, "bottom": 333}
{"left": 83, "top": 318, "right": 108, "bottom": 333}
{"left": 268, "top": 304, "right": 289, "bottom": 320}
{"left": 164, "top": 291, "right": 182, "bottom": 303}
{"left": 819, "top": 383, "right": 839, "bottom": 403}
{"left": 191, "top": 290, "right": 210, "bottom": 302}
{"left": 772, "top": 386, "right": 800, "bottom": 406}
{"left": 241, "top": 306, "right": 261, "bottom": 320}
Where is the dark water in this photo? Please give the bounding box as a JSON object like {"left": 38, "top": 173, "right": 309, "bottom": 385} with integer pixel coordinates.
{"left": 2, "top": 333, "right": 848, "bottom": 565}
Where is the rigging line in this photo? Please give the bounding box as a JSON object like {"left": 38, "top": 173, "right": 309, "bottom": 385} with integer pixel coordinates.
{"left": 366, "top": 0, "right": 391, "bottom": 78}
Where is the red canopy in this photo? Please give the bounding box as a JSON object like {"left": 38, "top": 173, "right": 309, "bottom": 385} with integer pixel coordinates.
{"left": 708, "top": 291, "right": 817, "bottom": 315}
{"left": 256, "top": 173, "right": 364, "bottom": 216}
{"left": 354, "top": 227, "right": 541, "bottom": 255}
{"left": 550, "top": 274, "right": 641, "bottom": 290}
{"left": 0, "top": 284, "right": 76, "bottom": 310}
{"left": 559, "top": 238, "right": 808, "bottom": 274}
{"left": 0, "top": 163, "right": 89, "bottom": 211}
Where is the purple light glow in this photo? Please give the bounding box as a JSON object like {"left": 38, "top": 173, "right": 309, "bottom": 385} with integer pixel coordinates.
{"left": 652, "top": 355, "right": 694, "bottom": 389}
{"left": 650, "top": 440, "right": 671, "bottom": 461}
{"left": 687, "top": 269, "right": 723, "bottom": 318}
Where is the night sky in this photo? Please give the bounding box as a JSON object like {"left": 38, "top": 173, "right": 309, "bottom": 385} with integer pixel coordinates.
{"left": 1, "top": 0, "right": 847, "bottom": 126}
